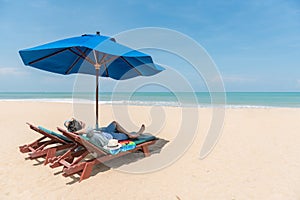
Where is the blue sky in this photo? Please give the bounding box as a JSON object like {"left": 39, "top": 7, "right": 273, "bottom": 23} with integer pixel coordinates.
{"left": 0, "top": 0, "right": 299, "bottom": 92}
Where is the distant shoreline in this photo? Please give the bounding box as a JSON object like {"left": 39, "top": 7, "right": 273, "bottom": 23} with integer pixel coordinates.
{"left": 1, "top": 99, "right": 300, "bottom": 109}
{"left": 1, "top": 92, "right": 300, "bottom": 108}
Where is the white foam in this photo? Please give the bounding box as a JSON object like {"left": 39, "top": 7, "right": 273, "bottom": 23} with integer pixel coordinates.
{"left": 0, "top": 99, "right": 298, "bottom": 108}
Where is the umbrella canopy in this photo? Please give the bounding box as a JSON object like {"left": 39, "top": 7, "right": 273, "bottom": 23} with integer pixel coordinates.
{"left": 19, "top": 32, "right": 164, "bottom": 128}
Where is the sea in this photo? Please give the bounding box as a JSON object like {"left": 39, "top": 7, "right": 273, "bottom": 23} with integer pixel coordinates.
{"left": 1, "top": 92, "right": 300, "bottom": 108}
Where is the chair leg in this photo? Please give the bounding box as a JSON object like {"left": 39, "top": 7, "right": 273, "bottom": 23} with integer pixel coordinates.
{"left": 29, "top": 149, "right": 48, "bottom": 159}
{"left": 49, "top": 147, "right": 74, "bottom": 168}
{"left": 19, "top": 136, "right": 48, "bottom": 153}
{"left": 44, "top": 143, "right": 74, "bottom": 165}
{"left": 79, "top": 161, "right": 95, "bottom": 182}
{"left": 44, "top": 148, "right": 56, "bottom": 165}
{"left": 19, "top": 145, "right": 31, "bottom": 153}
{"left": 141, "top": 145, "right": 150, "bottom": 157}
{"left": 19, "top": 142, "right": 41, "bottom": 153}
{"left": 63, "top": 162, "right": 85, "bottom": 177}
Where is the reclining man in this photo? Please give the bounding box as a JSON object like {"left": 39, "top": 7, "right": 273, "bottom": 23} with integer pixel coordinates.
{"left": 64, "top": 118, "right": 145, "bottom": 147}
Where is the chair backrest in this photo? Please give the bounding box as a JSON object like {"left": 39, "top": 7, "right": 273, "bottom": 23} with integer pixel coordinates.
{"left": 38, "top": 126, "right": 72, "bottom": 143}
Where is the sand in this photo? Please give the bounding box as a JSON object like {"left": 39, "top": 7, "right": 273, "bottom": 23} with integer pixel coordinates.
{"left": 0, "top": 101, "right": 300, "bottom": 199}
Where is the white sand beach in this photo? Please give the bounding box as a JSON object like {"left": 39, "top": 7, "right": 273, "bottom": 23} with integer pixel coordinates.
{"left": 1, "top": 101, "right": 300, "bottom": 199}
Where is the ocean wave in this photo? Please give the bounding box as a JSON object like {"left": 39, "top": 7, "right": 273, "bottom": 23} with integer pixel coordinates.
{"left": 2, "top": 98, "right": 300, "bottom": 108}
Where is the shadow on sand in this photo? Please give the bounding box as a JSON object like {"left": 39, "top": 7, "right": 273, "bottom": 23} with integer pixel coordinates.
{"left": 66, "top": 138, "right": 169, "bottom": 184}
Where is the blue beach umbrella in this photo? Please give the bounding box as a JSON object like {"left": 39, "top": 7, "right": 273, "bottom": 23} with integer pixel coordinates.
{"left": 19, "top": 32, "right": 164, "bottom": 129}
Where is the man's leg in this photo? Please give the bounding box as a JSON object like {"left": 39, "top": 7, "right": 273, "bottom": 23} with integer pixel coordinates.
{"left": 113, "top": 121, "right": 131, "bottom": 135}
{"left": 114, "top": 121, "right": 145, "bottom": 136}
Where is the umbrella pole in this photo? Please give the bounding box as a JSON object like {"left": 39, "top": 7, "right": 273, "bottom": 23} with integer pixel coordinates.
{"left": 96, "top": 68, "right": 99, "bottom": 130}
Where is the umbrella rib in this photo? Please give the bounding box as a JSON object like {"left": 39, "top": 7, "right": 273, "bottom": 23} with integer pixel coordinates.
{"left": 74, "top": 47, "right": 95, "bottom": 65}
{"left": 93, "top": 50, "right": 100, "bottom": 66}
{"left": 98, "top": 54, "right": 108, "bottom": 65}
{"left": 65, "top": 48, "right": 89, "bottom": 74}
{"left": 99, "top": 55, "right": 118, "bottom": 66}
{"left": 120, "top": 57, "right": 143, "bottom": 76}
{"left": 68, "top": 48, "right": 95, "bottom": 66}
{"left": 28, "top": 48, "right": 69, "bottom": 65}
{"left": 104, "top": 62, "right": 109, "bottom": 77}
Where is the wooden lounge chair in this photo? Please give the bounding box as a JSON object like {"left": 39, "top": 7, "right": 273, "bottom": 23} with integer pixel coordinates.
{"left": 49, "top": 127, "right": 157, "bottom": 182}
{"left": 19, "top": 123, "right": 74, "bottom": 164}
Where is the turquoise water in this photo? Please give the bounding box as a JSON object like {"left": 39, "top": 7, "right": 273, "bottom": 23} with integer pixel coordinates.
{"left": 1, "top": 92, "right": 300, "bottom": 108}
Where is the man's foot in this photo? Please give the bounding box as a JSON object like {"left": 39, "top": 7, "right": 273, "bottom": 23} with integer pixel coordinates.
{"left": 137, "top": 124, "right": 145, "bottom": 134}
